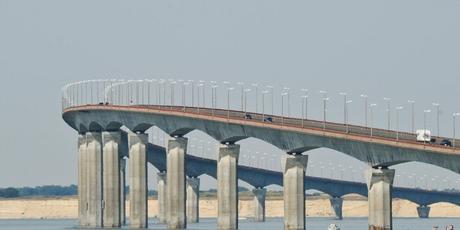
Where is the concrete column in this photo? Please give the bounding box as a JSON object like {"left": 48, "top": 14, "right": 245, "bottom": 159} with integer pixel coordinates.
{"left": 157, "top": 171, "right": 167, "bottom": 224}
{"left": 102, "top": 131, "right": 121, "bottom": 228}
{"left": 281, "top": 154, "right": 308, "bottom": 230}
{"left": 186, "top": 177, "right": 200, "bottom": 223}
{"left": 417, "top": 205, "right": 430, "bottom": 218}
{"left": 365, "top": 167, "right": 395, "bottom": 230}
{"left": 252, "top": 188, "right": 266, "bottom": 222}
{"left": 86, "top": 132, "right": 103, "bottom": 227}
{"left": 166, "top": 136, "right": 188, "bottom": 229}
{"left": 329, "top": 197, "right": 343, "bottom": 220}
{"left": 128, "top": 132, "right": 148, "bottom": 229}
{"left": 217, "top": 143, "right": 240, "bottom": 230}
{"left": 120, "top": 158, "right": 126, "bottom": 225}
{"left": 78, "top": 134, "right": 89, "bottom": 227}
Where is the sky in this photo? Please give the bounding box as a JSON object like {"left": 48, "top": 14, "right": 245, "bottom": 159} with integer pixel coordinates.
{"left": 1, "top": 1, "right": 460, "bottom": 191}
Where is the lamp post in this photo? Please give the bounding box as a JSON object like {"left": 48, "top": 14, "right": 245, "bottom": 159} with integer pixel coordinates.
{"left": 346, "top": 100, "right": 353, "bottom": 133}
{"left": 252, "top": 83, "right": 259, "bottom": 113}
{"left": 433, "top": 103, "right": 440, "bottom": 137}
{"left": 423, "top": 110, "right": 432, "bottom": 141}
{"left": 384, "top": 97, "right": 391, "bottom": 130}
{"left": 244, "top": 88, "right": 251, "bottom": 114}
{"left": 340, "top": 92, "right": 347, "bottom": 124}
{"left": 301, "top": 95, "right": 308, "bottom": 128}
{"left": 281, "top": 92, "right": 288, "bottom": 126}
{"left": 408, "top": 100, "right": 415, "bottom": 133}
{"left": 396, "top": 106, "right": 404, "bottom": 140}
{"left": 237, "top": 82, "right": 244, "bottom": 111}
{"left": 227, "top": 87, "right": 234, "bottom": 120}
{"left": 370, "top": 103, "right": 377, "bottom": 137}
{"left": 284, "top": 87, "right": 290, "bottom": 116}
{"left": 361, "top": 94, "right": 368, "bottom": 127}
{"left": 320, "top": 90, "right": 328, "bottom": 130}
{"left": 182, "top": 81, "right": 189, "bottom": 111}
{"left": 267, "top": 85, "right": 274, "bottom": 115}
{"left": 262, "top": 90, "right": 269, "bottom": 121}
{"left": 211, "top": 84, "right": 218, "bottom": 115}
{"left": 453, "top": 113, "right": 460, "bottom": 148}
{"left": 197, "top": 83, "right": 203, "bottom": 113}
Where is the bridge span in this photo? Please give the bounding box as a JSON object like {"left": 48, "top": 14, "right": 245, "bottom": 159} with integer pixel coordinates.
{"left": 62, "top": 80, "right": 460, "bottom": 230}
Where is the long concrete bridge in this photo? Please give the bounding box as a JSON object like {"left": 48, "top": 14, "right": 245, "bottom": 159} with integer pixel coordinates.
{"left": 62, "top": 80, "right": 460, "bottom": 230}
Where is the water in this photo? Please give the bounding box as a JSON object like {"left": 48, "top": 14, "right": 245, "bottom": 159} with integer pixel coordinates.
{"left": 0, "top": 218, "right": 459, "bottom": 230}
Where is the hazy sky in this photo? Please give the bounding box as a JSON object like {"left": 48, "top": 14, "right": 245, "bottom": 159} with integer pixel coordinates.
{"left": 1, "top": 1, "right": 460, "bottom": 191}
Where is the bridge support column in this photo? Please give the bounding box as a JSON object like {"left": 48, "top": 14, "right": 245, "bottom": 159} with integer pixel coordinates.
{"left": 252, "top": 187, "right": 266, "bottom": 222}
{"left": 86, "top": 132, "right": 103, "bottom": 227}
{"left": 186, "top": 177, "right": 200, "bottom": 223}
{"left": 120, "top": 158, "right": 126, "bottom": 225}
{"left": 102, "top": 131, "right": 121, "bottom": 228}
{"left": 217, "top": 143, "right": 240, "bottom": 230}
{"left": 282, "top": 154, "right": 308, "bottom": 230}
{"left": 417, "top": 205, "right": 430, "bottom": 218}
{"left": 157, "top": 171, "right": 167, "bottom": 224}
{"left": 329, "top": 197, "right": 343, "bottom": 220}
{"left": 128, "top": 132, "right": 148, "bottom": 229}
{"left": 78, "top": 134, "right": 89, "bottom": 227}
{"left": 365, "top": 167, "right": 395, "bottom": 230}
{"left": 166, "top": 136, "right": 188, "bottom": 229}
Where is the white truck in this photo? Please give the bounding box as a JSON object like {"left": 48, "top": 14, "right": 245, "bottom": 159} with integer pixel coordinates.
{"left": 416, "top": 129, "right": 431, "bottom": 142}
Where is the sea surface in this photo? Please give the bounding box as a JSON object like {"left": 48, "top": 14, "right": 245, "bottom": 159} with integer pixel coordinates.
{"left": 0, "top": 217, "right": 459, "bottom": 230}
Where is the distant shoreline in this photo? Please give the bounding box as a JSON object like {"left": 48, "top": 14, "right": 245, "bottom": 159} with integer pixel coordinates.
{"left": 1, "top": 194, "right": 459, "bottom": 219}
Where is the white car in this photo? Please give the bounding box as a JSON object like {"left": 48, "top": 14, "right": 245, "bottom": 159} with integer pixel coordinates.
{"left": 416, "top": 129, "right": 431, "bottom": 142}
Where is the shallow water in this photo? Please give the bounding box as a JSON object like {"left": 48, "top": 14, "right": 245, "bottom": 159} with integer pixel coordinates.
{"left": 0, "top": 217, "right": 459, "bottom": 229}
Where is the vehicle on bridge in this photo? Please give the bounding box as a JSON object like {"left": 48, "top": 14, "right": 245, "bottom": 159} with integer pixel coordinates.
{"left": 417, "top": 129, "right": 432, "bottom": 142}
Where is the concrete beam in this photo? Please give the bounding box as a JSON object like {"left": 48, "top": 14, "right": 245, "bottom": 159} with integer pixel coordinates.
{"left": 78, "top": 134, "right": 89, "bottom": 227}
{"left": 86, "top": 132, "right": 103, "bottom": 227}
{"left": 167, "top": 137, "right": 188, "bottom": 229}
{"left": 120, "top": 158, "right": 126, "bottom": 225}
{"left": 128, "top": 133, "right": 148, "bottom": 229}
{"left": 102, "top": 131, "right": 121, "bottom": 228}
{"left": 217, "top": 144, "right": 240, "bottom": 230}
{"left": 157, "top": 171, "right": 167, "bottom": 224}
{"left": 186, "top": 177, "right": 200, "bottom": 223}
{"left": 329, "top": 197, "right": 343, "bottom": 220}
{"left": 252, "top": 188, "right": 266, "bottom": 222}
{"left": 417, "top": 205, "right": 430, "bottom": 218}
{"left": 281, "top": 154, "right": 308, "bottom": 230}
{"left": 365, "top": 167, "right": 395, "bottom": 230}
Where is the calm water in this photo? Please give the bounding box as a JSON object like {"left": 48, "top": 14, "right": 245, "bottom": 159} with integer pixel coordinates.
{"left": 0, "top": 218, "right": 459, "bottom": 230}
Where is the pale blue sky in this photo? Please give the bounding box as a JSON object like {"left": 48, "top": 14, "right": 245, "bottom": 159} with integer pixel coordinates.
{"left": 1, "top": 1, "right": 460, "bottom": 190}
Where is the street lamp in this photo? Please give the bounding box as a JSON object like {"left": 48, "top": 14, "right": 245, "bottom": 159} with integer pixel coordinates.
{"left": 227, "top": 87, "right": 234, "bottom": 120}
{"left": 266, "top": 85, "right": 274, "bottom": 115}
{"left": 423, "top": 110, "right": 432, "bottom": 141}
{"left": 252, "top": 83, "right": 259, "bottom": 113}
{"left": 370, "top": 103, "right": 377, "bottom": 136}
{"left": 281, "top": 92, "right": 288, "bottom": 126}
{"left": 433, "top": 103, "right": 440, "bottom": 137}
{"left": 408, "top": 100, "right": 415, "bottom": 133}
{"left": 283, "top": 87, "right": 290, "bottom": 116}
{"left": 453, "top": 113, "right": 460, "bottom": 148}
{"left": 262, "top": 90, "right": 269, "bottom": 121}
{"left": 244, "top": 88, "right": 251, "bottom": 113}
{"left": 237, "top": 82, "right": 244, "bottom": 111}
{"left": 346, "top": 100, "right": 353, "bottom": 133}
{"left": 301, "top": 89, "right": 308, "bottom": 120}
{"left": 361, "top": 94, "right": 368, "bottom": 127}
{"left": 396, "top": 106, "right": 404, "bottom": 140}
{"left": 383, "top": 97, "right": 391, "bottom": 130}
{"left": 211, "top": 84, "right": 219, "bottom": 114}
{"left": 320, "top": 90, "right": 328, "bottom": 130}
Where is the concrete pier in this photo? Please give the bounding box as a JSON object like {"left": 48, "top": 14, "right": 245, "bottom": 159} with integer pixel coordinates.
{"left": 186, "top": 177, "right": 200, "bottom": 223}
{"left": 157, "top": 171, "right": 167, "bottom": 224}
{"left": 102, "top": 131, "right": 121, "bottom": 228}
{"left": 78, "top": 134, "right": 89, "bottom": 227}
{"left": 365, "top": 167, "right": 395, "bottom": 230}
{"left": 166, "top": 137, "right": 188, "bottom": 229}
{"left": 281, "top": 154, "right": 308, "bottom": 230}
{"left": 329, "top": 197, "right": 343, "bottom": 220}
{"left": 128, "top": 132, "right": 148, "bottom": 228}
{"left": 86, "top": 132, "right": 103, "bottom": 227}
{"left": 217, "top": 143, "right": 240, "bottom": 230}
{"left": 252, "top": 188, "right": 266, "bottom": 222}
{"left": 417, "top": 205, "right": 430, "bottom": 218}
{"left": 120, "top": 158, "right": 126, "bottom": 225}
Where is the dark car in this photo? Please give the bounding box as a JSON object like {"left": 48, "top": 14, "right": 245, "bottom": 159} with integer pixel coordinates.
{"left": 244, "top": 114, "right": 252, "bottom": 119}
{"left": 263, "top": 116, "right": 273, "bottom": 122}
{"left": 440, "top": 139, "right": 452, "bottom": 147}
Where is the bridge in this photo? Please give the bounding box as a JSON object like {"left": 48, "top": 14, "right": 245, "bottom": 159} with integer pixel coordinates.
{"left": 61, "top": 79, "right": 460, "bottom": 230}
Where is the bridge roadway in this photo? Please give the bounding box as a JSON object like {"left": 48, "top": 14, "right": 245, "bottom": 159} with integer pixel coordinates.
{"left": 63, "top": 104, "right": 460, "bottom": 230}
